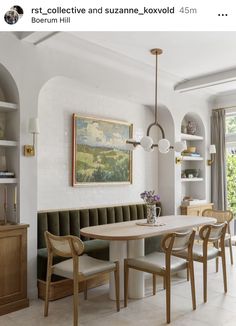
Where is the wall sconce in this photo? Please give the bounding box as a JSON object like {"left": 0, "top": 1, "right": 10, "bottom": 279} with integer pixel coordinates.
{"left": 24, "top": 118, "right": 40, "bottom": 156}
{"left": 207, "top": 144, "right": 216, "bottom": 165}
{"left": 175, "top": 156, "right": 183, "bottom": 164}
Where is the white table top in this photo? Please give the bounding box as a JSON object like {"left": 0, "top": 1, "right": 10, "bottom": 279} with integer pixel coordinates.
{"left": 80, "top": 215, "right": 216, "bottom": 241}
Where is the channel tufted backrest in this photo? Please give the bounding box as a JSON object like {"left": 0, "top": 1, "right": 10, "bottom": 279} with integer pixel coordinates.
{"left": 38, "top": 203, "right": 161, "bottom": 249}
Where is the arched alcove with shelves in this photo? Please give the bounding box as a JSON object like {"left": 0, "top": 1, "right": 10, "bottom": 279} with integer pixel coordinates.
{"left": 180, "top": 112, "right": 206, "bottom": 204}
{"left": 0, "top": 64, "right": 19, "bottom": 224}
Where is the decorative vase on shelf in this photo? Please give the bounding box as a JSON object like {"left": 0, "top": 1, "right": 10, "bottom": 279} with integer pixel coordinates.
{"left": 146, "top": 204, "right": 161, "bottom": 224}
{"left": 187, "top": 121, "right": 197, "bottom": 135}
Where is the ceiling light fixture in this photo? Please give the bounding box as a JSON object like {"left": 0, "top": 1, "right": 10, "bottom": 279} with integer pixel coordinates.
{"left": 126, "top": 48, "right": 186, "bottom": 153}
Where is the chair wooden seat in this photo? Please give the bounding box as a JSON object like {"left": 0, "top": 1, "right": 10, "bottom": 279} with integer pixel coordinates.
{"left": 44, "top": 231, "right": 120, "bottom": 326}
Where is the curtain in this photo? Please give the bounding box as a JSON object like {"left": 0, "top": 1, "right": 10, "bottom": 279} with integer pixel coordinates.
{"left": 211, "top": 109, "right": 227, "bottom": 210}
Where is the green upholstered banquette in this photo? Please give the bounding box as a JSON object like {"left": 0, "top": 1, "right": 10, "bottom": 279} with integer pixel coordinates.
{"left": 37, "top": 203, "right": 162, "bottom": 282}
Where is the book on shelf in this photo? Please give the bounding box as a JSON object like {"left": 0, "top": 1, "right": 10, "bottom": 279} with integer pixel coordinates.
{"left": 182, "top": 152, "right": 201, "bottom": 157}
{"left": 0, "top": 171, "right": 15, "bottom": 178}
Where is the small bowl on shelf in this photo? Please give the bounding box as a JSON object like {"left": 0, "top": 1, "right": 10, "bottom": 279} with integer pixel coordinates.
{"left": 185, "top": 169, "right": 200, "bottom": 178}
{"left": 187, "top": 146, "right": 196, "bottom": 153}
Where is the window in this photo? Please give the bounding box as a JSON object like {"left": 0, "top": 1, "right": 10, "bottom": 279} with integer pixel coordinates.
{"left": 226, "top": 112, "right": 236, "bottom": 220}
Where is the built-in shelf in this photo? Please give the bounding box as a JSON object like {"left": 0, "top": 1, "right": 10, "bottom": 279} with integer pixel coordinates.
{"left": 181, "top": 178, "right": 203, "bottom": 182}
{"left": 0, "top": 178, "right": 17, "bottom": 184}
{"left": 0, "top": 101, "right": 17, "bottom": 112}
{"left": 0, "top": 140, "right": 17, "bottom": 147}
{"left": 181, "top": 133, "right": 203, "bottom": 141}
{"left": 182, "top": 156, "right": 203, "bottom": 161}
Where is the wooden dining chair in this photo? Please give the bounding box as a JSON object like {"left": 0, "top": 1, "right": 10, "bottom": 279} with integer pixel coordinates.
{"left": 174, "top": 222, "right": 227, "bottom": 303}
{"left": 44, "top": 231, "right": 120, "bottom": 326}
{"left": 202, "top": 209, "right": 233, "bottom": 270}
{"left": 124, "top": 230, "right": 196, "bottom": 324}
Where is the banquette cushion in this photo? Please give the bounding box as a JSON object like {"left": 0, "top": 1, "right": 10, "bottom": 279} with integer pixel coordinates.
{"left": 37, "top": 203, "right": 162, "bottom": 281}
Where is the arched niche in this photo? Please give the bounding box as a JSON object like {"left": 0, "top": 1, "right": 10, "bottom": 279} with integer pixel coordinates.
{"left": 180, "top": 112, "right": 206, "bottom": 202}
{"left": 182, "top": 112, "right": 205, "bottom": 139}
{"left": 0, "top": 64, "right": 19, "bottom": 103}
{"left": 0, "top": 63, "right": 19, "bottom": 223}
{"left": 157, "top": 104, "right": 175, "bottom": 215}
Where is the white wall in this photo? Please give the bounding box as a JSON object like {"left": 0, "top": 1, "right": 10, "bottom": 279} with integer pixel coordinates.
{"left": 38, "top": 77, "right": 158, "bottom": 210}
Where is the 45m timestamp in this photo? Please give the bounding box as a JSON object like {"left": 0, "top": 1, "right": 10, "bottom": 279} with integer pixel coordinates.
{"left": 179, "top": 7, "right": 197, "bottom": 14}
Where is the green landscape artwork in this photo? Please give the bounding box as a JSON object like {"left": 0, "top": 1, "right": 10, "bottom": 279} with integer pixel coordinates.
{"left": 73, "top": 115, "right": 132, "bottom": 185}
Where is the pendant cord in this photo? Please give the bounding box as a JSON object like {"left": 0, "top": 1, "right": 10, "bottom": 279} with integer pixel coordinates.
{"left": 155, "top": 52, "right": 158, "bottom": 124}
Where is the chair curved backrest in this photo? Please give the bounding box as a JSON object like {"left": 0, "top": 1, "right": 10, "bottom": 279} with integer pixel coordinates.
{"left": 45, "top": 231, "right": 84, "bottom": 258}
{"left": 202, "top": 209, "right": 233, "bottom": 224}
{"left": 199, "top": 223, "right": 227, "bottom": 242}
{"left": 161, "top": 230, "right": 195, "bottom": 255}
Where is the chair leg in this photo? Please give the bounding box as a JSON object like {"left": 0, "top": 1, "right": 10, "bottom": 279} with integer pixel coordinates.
{"left": 84, "top": 281, "right": 88, "bottom": 300}
{"left": 229, "top": 238, "right": 234, "bottom": 265}
{"left": 203, "top": 261, "right": 207, "bottom": 303}
{"left": 44, "top": 268, "right": 51, "bottom": 317}
{"left": 189, "top": 262, "right": 196, "bottom": 310}
{"left": 124, "top": 260, "right": 129, "bottom": 308}
{"left": 166, "top": 273, "right": 171, "bottom": 324}
{"left": 153, "top": 274, "right": 156, "bottom": 295}
{"left": 73, "top": 277, "right": 79, "bottom": 326}
{"left": 187, "top": 265, "right": 190, "bottom": 282}
{"left": 215, "top": 241, "right": 219, "bottom": 273}
{"left": 163, "top": 276, "right": 166, "bottom": 290}
{"left": 114, "top": 262, "right": 120, "bottom": 312}
{"left": 221, "top": 251, "right": 228, "bottom": 293}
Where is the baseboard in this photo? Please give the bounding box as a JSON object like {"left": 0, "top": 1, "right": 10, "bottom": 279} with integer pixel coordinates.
{"left": 0, "top": 298, "right": 29, "bottom": 316}
{"left": 38, "top": 274, "right": 109, "bottom": 301}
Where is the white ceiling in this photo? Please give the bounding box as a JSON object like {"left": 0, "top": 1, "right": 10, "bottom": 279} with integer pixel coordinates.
{"left": 26, "top": 31, "right": 236, "bottom": 101}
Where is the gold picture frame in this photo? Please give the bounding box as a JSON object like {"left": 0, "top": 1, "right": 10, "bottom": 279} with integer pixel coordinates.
{"left": 72, "top": 114, "right": 133, "bottom": 186}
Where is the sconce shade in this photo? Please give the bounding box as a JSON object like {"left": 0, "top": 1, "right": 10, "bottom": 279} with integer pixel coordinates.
{"left": 28, "top": 118, "right": 40, "bottom": 134}
{"left": 209, "top": 144, "right": 216, "bottom": 154}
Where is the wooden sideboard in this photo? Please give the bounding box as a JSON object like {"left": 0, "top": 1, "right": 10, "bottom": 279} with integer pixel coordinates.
{"left": 0, "top": 223, "right": 29, "bottom": 315}
{"left": 180, "top": 203, "right": 214, "bottom": 216}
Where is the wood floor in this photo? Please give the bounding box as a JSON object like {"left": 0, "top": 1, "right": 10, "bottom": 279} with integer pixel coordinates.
{"left": 1, "top": 248, "right": 236, "bottom": 326}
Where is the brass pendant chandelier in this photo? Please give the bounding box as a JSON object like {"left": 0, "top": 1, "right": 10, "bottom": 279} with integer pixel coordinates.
{"left": 126, "top": 48, "right": 186, "bottom": 153}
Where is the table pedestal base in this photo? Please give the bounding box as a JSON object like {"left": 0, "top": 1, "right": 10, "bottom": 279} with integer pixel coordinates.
{"left": 109, "top": 239, "right": 144, "bottom": 300}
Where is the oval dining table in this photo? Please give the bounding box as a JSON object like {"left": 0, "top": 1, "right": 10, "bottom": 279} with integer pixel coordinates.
{"left": 80, "top": 215, "right": 216, "bottom": 300}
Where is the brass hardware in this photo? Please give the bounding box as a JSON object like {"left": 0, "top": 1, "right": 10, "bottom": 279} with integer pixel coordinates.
{"left": 207, "top": 158, "right": 214, "bottom": 166}
{"left": 176, "top": 157, "right": 183, "bottom": 164}
{"left": 150, "top": 48, "right": 163, "bottom": 55}
{"left": 24, "top": 145, "right": 35, "bottom": 157}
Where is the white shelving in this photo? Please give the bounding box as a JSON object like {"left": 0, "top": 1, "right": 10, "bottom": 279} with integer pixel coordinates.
{"left": 181, "top": 133, "right": 203, "bottom": 141}
{"left": 182, "top": 156, "right": 203, "bottom": 161}
{"left": 179, "top": 113, "right": 206, "bottom": 207}
{"left": 0, "top": 178, "right": 17, "bottom": 184}
{"left": 0, "top": 101, "right": 17, "bottom": 112}
{"left": 0, "top": 96, "right": 19, "bottom": 224}
{"left": 181, "top": 178, "right": 204, "bottom": 182}
{"left": 0, "top": 140, "right": 17, "bottom": 147}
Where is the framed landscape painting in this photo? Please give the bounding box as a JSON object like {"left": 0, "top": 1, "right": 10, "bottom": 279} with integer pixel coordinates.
{"left": 72, "top": 114, "right": 133, "bottom": 186}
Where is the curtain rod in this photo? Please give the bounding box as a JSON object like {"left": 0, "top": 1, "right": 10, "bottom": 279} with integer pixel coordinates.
{"left": 212, "top": 105, "right": 236, "bottom": 111}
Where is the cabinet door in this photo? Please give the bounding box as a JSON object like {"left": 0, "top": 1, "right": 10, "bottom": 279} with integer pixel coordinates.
{"left": 187, "top": 207, "right": 201, "bottom": 216}
{"left": 0, "top": 228, "right": 27, "bottom": 305}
